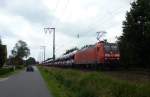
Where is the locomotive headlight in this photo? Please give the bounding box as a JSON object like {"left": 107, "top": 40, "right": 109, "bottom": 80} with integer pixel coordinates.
{"left": 115, "top": 54, "right": 120, "bottom": 57}
{"left": 105, "top": 54, "right": 110, "bottom": 57}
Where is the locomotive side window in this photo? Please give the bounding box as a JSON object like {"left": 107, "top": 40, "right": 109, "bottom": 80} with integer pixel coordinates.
{"left": 104, "top": 43, "right": 119, "bottom": 53}
{"left": 104, "top": 45, "right": 111, "bottom": 53}
{"left": 111, "top": 45, "right": 119, "bottom": 52}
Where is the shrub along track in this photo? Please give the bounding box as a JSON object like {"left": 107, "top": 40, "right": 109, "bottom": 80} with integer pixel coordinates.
{"left": 39, "top": 66, "right": 150, "bottom": 97}
{"left": 0, "top": 68, "right": 14, "bottom": 78}
{"left": 0, "top": 66, "right": 25, "bottom": 78}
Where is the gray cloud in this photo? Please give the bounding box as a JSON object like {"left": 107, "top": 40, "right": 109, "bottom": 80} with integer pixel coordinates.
{"left": 1, "top": 0, "right": 57, "bottom": 24}
{"left": 0, "top": 0, "right": 131, "bottom": 60}
{"left": 0, "top": 28, "right": 17, "bottom": 38}
{"left": 51, "top": 0, "right": 131, "bottom": 39}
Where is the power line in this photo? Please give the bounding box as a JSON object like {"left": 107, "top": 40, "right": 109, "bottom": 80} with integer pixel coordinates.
{"left": 76, "top": 6, "right": 128, "bottom": 39}
{"left": 46, "top": 1, "right": 131, "bottom": 57}
{"left": 44, "top": 0, "right": 70, "bottom": 59}
{"left": 48, "top": 0, "right": 60, "bottom": 27}
{"left": 61, "top": 0, "right": 70, "bottom": 19}
{"left": 88, "top": 7, "right": 127, "bottom": 32}
{"left": 51, "top": 0, "right": 70, "bottom": 27}
{"left": 55, "top": 6, "right": 129, "bottom": 54}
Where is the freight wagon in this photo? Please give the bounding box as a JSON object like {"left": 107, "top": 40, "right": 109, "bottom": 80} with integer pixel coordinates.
{"left": 44, "top": 41, "right": 120, "bottom": 69}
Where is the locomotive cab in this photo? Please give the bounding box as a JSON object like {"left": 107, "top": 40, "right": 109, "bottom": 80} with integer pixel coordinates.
{"left": 104, "top": 43, "right": 120, "bottom": 64}
{"left": 96, "top": 41, "right": 105, "bottom": 64}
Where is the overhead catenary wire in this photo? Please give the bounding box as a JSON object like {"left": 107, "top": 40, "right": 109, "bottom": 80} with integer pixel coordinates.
{"left": 47, "top": 1, "right": 132, "bottom": 57}
{"left": 52, "top": 0, "right": 70, "bottom": 26}
{"left": 48, "top": 0, "right": 60, "bottom": 27}
{"left": 85, "top": 6, "right": 128, "bottom": 36}
{"left": 55, "top": 7, "right": 126, "bottom": 53}
{"left": 60, "top": 4, "right": 128, "bottom": 39}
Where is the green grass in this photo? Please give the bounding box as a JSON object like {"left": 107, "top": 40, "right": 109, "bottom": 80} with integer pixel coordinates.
{"left": 0, "top": 66, "right": 25, "bottom": 78}
{"left": 39, "top": 66, "right": 150, "bottom": 97}
{"left": 0, "top": 68, "right": 14, "bottom": 77}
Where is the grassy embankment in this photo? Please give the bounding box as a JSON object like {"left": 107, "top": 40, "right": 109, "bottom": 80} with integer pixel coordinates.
{"left": 0, "top": 68, "right": 14, "bottom": 78}
{"left": 0, "top": 66, "right": 24, "bottom": 78}
{"left": 39, "top": 66, "right": 150, "bottom": 97}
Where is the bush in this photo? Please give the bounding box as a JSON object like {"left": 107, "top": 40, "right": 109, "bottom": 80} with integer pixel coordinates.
{"left": 39, "top": 67, "right": 150, "bottom": 97}
{"left": 0, "top": 68, "right": 13, "bottom": 75}
{"left": 16, "top": 65, "right": 24, "bottom": 69}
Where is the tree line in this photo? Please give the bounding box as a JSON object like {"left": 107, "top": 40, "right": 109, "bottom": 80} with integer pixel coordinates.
{"left": 118, "top": 0, "right": 150, "bottom": 68}
{"left": 1, "top": 0, "right": 149, "bottom": 69}
{"left": 64, "top": 0, "right": 149, "bottom": 69}
{"left": 0, "top": 39, "right": 7, "bottom": 68}
{"left": 0, "top": 39, "right": 36, "bottom": 68}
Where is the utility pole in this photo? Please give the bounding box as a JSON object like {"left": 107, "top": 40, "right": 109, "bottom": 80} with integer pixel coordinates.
{"left": 40, "top": 46, "right": 46, "bottom": 62}
{"left": 44, "top": 27, "right": 55, "bottom": 61}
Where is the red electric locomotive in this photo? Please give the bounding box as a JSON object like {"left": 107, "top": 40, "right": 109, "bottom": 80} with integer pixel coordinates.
{"left": 74, "top": 41, "right": 120, "bottom": 68}
{"left": 44, "top": 41, "right": 120, "bottom": 69}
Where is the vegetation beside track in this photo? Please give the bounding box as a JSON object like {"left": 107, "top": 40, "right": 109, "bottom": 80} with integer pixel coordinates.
{"left": 0, "top": 66, "right": 25, "bottom": 78}
{"left": 0, "top": 68, "right": 14, "bottom": 77}
{"left": 39, "top": 66, "right": 150, "bottom": 97}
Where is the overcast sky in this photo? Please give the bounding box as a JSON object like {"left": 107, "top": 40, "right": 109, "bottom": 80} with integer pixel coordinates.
{"left": 0, "top": 0, "right": 133, "bottom": 61}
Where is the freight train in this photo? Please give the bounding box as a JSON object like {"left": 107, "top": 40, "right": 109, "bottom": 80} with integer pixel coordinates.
{"left": 44, "top": 41, "right": 120, "bottom": 69}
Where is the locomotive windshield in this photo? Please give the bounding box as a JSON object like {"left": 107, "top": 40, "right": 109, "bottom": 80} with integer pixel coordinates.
{"left": 104, "top": 43, "right": 119, "bottom": 53}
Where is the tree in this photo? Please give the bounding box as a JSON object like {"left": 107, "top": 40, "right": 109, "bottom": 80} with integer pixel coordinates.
{"left": 12, "top": 40, "right": 30, "bottom": 58}
{"left": 26, "top": 57, "right": 36, "bottom": 65}
{"left": 118, "top": 0, "right": 150, "bottom": 68}
{"left": 0, "top": 38, "right": 1, "bottom": 44}
{"left": 11, "top": 40, "right": 30, "bottom": 65}
{"left": 0, "top": 44, "right": 7, "bottom": 68}
{"left": 63, "top": 47, "right": 78, "bottom": 55}
{"left": 81, "top": 44, "right": 93, "bottom": 49}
